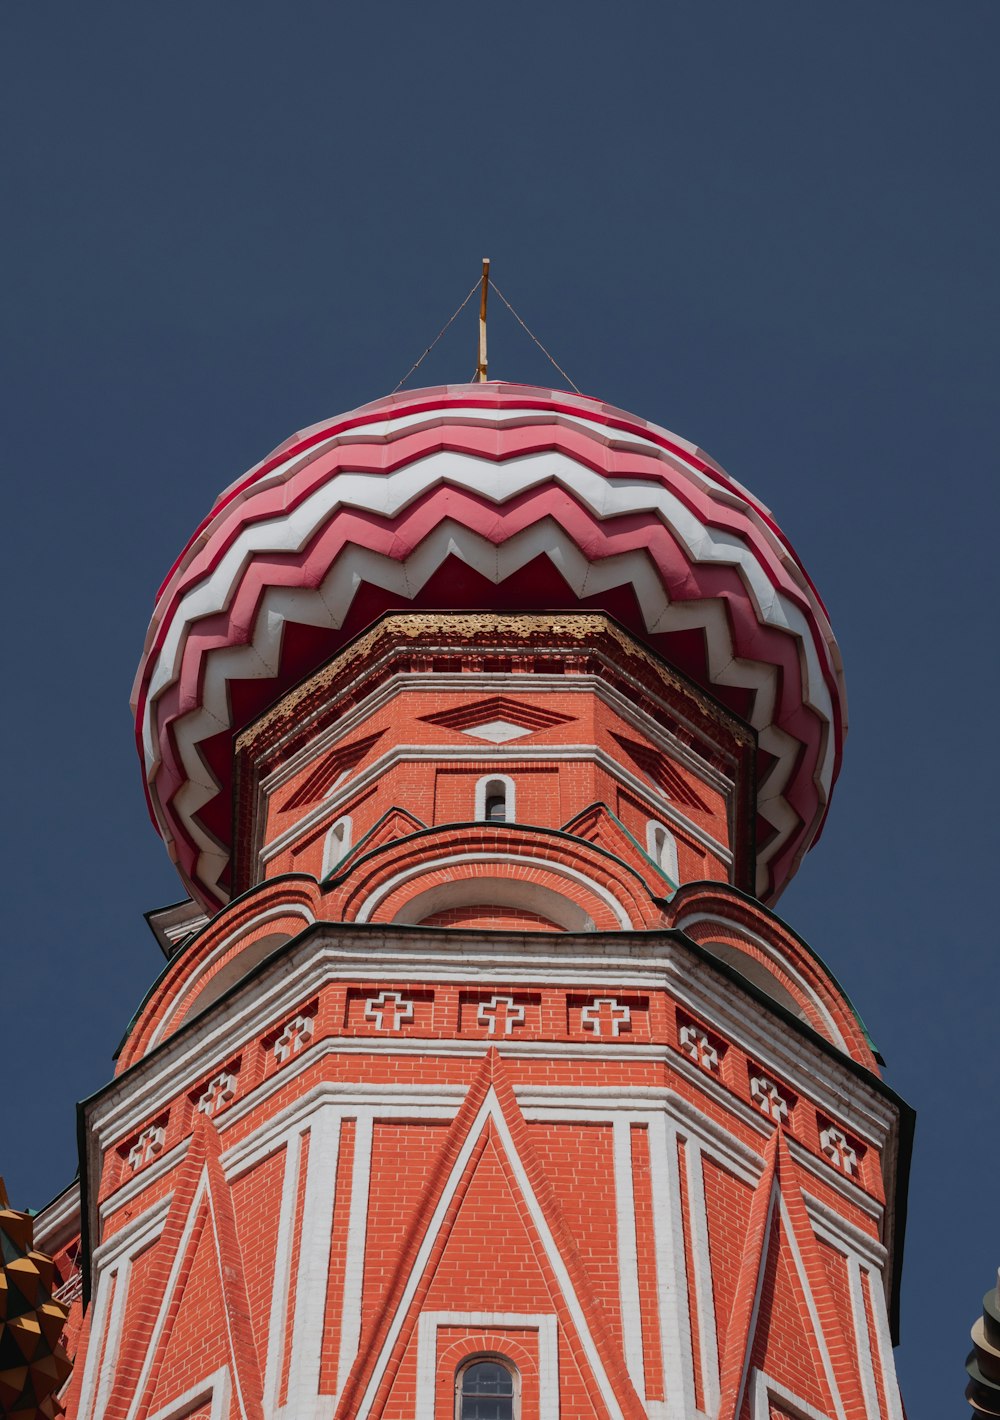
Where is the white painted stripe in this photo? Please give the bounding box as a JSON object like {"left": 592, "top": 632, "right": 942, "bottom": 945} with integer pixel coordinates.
{"left": 751, "top": 1368, "right": 833, "bottom": 1420}
{"left": 335, "top": 1112, "right": 374, "bottom": 1394}
{"left": 613, "top": 1119, "right": 647, "bottom": 1398}
{"left": 353, "top": 851, "right": 634, "bottom": 928}
{"left": 846, "top": 1257, "right": 882, "bottom": 1419}
{"left": 684, "top": 1139, "right": 721, "bottom": 1414}
{"left": 286, "top": 1110, "right": 342, "bottom": 1407}
{"left": 648, "top": 1118, "right": 696, "bottom": 1420}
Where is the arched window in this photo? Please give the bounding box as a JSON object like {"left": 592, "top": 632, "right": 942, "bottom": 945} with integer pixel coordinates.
{"left": 322, "top": 815, "right": 352, "bottom": 876}
{"left": 646, "top": 820, "right": 679, "bottom": 884}
{"left": 474, "top": 774, "right": 516, "bottom": 824}
{"left": 456, "top": 1357, "right": 518, "bottom": 1420}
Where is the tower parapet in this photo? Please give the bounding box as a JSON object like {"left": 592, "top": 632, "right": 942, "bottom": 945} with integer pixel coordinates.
{"left": 43, "top": 383, "right": 908, "bottom": 1420}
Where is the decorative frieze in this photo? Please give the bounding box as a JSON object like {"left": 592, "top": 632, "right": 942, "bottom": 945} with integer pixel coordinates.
{"left": 477, "top": 995, "right": 526, "bottom": 1036}
{"left": 819, "top": 1124, "right": 858, "bottom": 1176}
{"left": 679, "top": 1021, "right": 721, "bottom": 1072}
{"left": 581, "top": 997, "right": 632, "bottom": 1038}
{"left": 750, "top": 1073, "right": 790, "bottom": 1123}
{"left": 365, "top": 991, "right": 415, "bottom": 1032}
{"left": 196, "top": 1072, "right": 237, "bottom": 1117}
{"left": 128, "top": 1124, "right": 166, "bottom": 1171}
{"left": 274, "top": 1014, "right": 315, "bottom": 1062}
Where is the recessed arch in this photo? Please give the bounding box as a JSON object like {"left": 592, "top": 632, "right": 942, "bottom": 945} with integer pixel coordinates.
{"left": 322, "top": 815, "right": 353, "bottom": 876}
{"left": 456, "top": 1354, "right": 519, "bottom": 1420}
{"left": 475, "top": 773, "right": 516, "bottom": 824}
{"left": 396, "top": 876, "right": 595, "bottom": 932}
{"left": 353, "top": 852, "right": 635, "bottom": 930}
{"left": 646, "top": 819, "right": 679, "bottom": 884}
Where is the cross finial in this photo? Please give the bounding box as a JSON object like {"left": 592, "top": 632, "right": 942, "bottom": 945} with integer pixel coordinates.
{"left": 476, "top": 258, "right": 490, "bottom": 381}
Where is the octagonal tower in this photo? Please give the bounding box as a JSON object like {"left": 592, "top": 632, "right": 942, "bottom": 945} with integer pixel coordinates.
{"left": 43, "top": 384, "right": 909, "bottom": 1420}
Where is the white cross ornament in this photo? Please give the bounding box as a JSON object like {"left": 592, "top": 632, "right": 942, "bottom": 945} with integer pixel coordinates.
{"left": 581, "top": 997, "right": 632, "bottom": 1037}
{"left": 477, "top": 995, "right": 526, "bottom": 1036}
{"left": 365, "top": 991, "right": 415, "bottom": 1032}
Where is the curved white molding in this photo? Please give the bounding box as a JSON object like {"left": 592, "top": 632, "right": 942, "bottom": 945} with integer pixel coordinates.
{"left": 147, "top": 905, "right": 315, "bottom": 1051}
{"left": 353, "top": 852, "right": 634, "bottom": 930}
{"left": 673, "top": 910, "right": 845, "bottom": 1049}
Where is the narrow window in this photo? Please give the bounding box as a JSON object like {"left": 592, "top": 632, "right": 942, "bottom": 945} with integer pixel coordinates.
{"left": 322, "top": 815, "right": 352, "bottom": 876}
{"left": 456, "top": 1357, "right": 518, "bottom": 1420}
{"left": 475, "top": 774, "right": 516, "bottom": 824}
{"left": 646, "top": 820, "right": 679, "bottom": 883}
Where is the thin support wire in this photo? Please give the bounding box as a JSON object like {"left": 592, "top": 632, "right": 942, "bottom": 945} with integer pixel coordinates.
{"left": 488, "top": 279, "right": 582, "bottom": 393}
{"left": 392, "top": 278, "right": 482, "bottom": 393}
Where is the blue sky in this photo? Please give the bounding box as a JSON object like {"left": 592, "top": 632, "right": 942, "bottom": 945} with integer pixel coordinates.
{"left": 4, "top": 4, "right": 997, "bottom": 1413}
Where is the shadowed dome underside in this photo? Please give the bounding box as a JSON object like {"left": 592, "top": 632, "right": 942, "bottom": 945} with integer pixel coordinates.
{"left": 132, "top": 382, "right": 846, "bottom": 910}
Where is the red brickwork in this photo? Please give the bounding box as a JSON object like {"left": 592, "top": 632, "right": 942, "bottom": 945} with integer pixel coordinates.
{"left": 53, "top": 615, "right": 907, "bottom": 1420}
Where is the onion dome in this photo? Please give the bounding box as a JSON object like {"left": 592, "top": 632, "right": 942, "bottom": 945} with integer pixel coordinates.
{"left": 0, "top": 1181, "right": 72, "bottom": 1418}
{"left": 132, "top": 382, "right": 846, "bottom": 911}
{"left": 967, "top": 1271, "right": 1000, "bottom": 1417}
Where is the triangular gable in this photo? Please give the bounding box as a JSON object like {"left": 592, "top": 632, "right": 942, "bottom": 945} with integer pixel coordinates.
{"left": 561, "top": 800, "right": 675, "bottom": 893}
{"left": 608, "top": 732, "right": 710, "bottom": 812}
{"left": 716, "top": 1130, "right": 850, "bottom": 1420}
{"left": 333, "top": 1049, "right": 645, "bottom": 1420}
{"left": 104, "top": 1118, "right": 263, "bottom": 1420}
{"left": 280, "top": 730, "right": 385, "bottom": 812}
{"left": 419, "top": 696, "right": 575, "bottom": 735}
{"left": 323, "top": 805, "right": 426, "bottom": 882}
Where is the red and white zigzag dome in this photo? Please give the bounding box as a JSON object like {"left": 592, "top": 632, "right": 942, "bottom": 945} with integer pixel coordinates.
{"left": 132, "top": 381, "right": 847, "bottom": 911}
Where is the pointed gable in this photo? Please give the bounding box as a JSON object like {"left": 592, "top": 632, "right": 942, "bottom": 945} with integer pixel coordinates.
{"left": 716, "top": 1129, "right": 852, "bottom": 1420}
{"left": 105, "top": 1118, "right": 263, "bottom": 1420}
{"left": 334, "top": 1050, "right": 645, "bottom": 1420}
{"left": 419, "top": 695, "right": 575, "bottom": 739}
{"left": 281, "top": 730, "right": 386, "bottom": 811}
{"left": 609, "top": 731, "right": 710, "bottom": 812}
{"left": 327, "top": 805, "right": 427, "bottom": 880}
{"left": 561, "top": 800, "right": 675, "bottom": 892}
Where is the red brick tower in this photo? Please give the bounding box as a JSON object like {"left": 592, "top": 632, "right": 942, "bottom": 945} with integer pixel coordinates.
{"left": 43, "top": 384, "right": 912, "bottom": 1420}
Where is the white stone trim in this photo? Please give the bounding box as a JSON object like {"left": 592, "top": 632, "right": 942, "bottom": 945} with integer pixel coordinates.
{"left": 613, "top": 1119, "right": 646, "bottom": 1399}
{"left": 147, "top": 903, "right": 315, "bottom": 1050}
{"left": 415, "top": 1311, "right": 558, "bottom": 1420}
{"left": 673, "top": 911, "right": 846, "bottom": 1050}
{"left": 684, "top": 1138, "right": 720, "bottom": 1414}
{"left": 97, "top": 1044, "right": 881, "bottom": 1239}
{"left": 777, "top": 1196, "right": 847, "bottom": 1420}
{"left": 286, "top": 1110, "right": 341, "bottom": 1410}
{"left": 261, "top": 668, "right": 730, "bottom": 805}
{"left": 101, "top": 932, "right": 895, "bottom": 1157}
{"left": 322, "top": 816, "right": 353, "bottom": 877}
{"left": 846, "top": 1257, "right": 881, "bottom": 1420}
{"left": 649, "top": 1117, "right": 696, "bottom": 1420}
{"left": 263, "top": 1130, "right": 303, "bottom": 1416}
{"left": 146, "top": 1367, "right": 232, "bottom": 1420}
{"left": 646, "top": 820, "right": 679, "bottom": 884}
{"left": 865, "top": 1264, "right": 905, "bottom": 1420}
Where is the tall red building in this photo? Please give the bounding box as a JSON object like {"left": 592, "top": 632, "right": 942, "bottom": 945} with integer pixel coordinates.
{"left": 38, "top": 382, "right": 912, "bottom": 1420}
